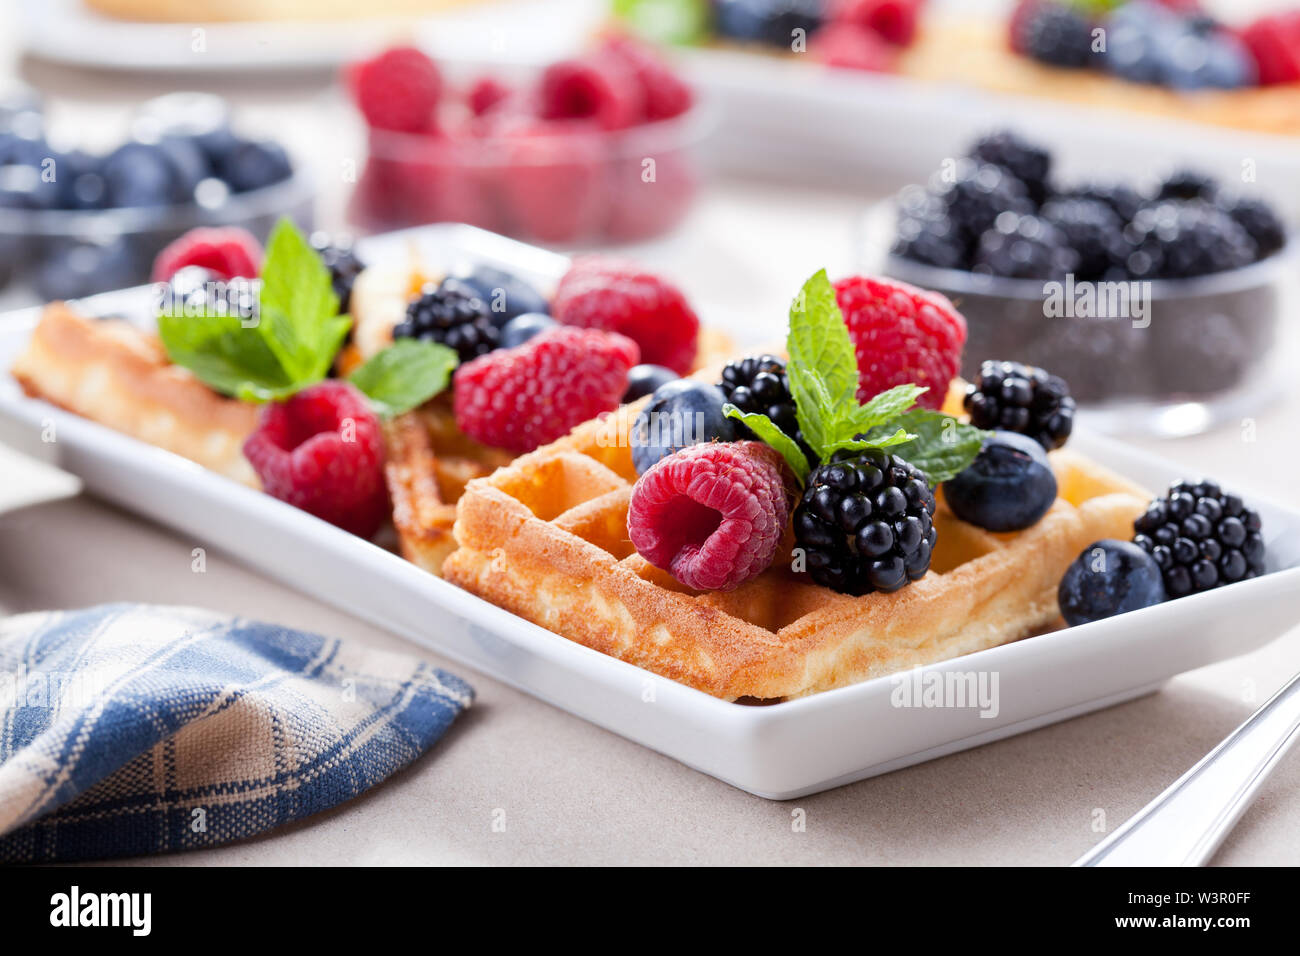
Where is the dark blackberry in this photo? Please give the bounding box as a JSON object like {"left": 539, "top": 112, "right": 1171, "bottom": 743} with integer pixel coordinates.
{"left": 1220, "top": 196, "right": 1287, "bottom": 258}
{"left": 1157, "top": 168, "right": 1218, "bottom": 202}
{"left": 964, "top": 359, "right": 1075, "bottom": 450}
{"left": 718, "top": 354, "right": 816, "bottom": 464}
{"left": 310, "top": 231, "right": 365, "bottom": 314}
{"left": 1133, "top": 480, "right": 1265, "bottom": 598}
{"left": 163, "top": 265, "right": 259, "bottom": 322}
{"left": 968, "top": 130, "right": 1052, "bottom": 205}
{"left": 1056, "top": 181, "right": 1146, "bottom": 224}
{"left": 1124, "top": 200, "right": 1257, "bottom": 279}
{"left": 393, "top": 279, "right": 499, "bottom": 363}
{"left": 930, "top": 160, "right": 1034, "bottom": 248}
{"left": 1015, "top": 3, "right": 1096, "bottom": 69}
{"left": 972, "top": 213, "right": 1078, "bottom": 279}
{"left": 793, "top": 448, "right": 937, "bottom": 596}
{"left": 1039, "top": 197, "right": 1131, "bottom": 279}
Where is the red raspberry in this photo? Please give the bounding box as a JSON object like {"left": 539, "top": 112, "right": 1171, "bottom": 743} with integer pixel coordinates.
{"left": 243, "top": 381, "right": 388, "bottom": 538}
{"left": 495, "top": 122, "right": 608, "bottom": 244}
{"left": 552, "top": 257, "right": 699, "bottom": 375}
{"left": 598, "top": 34, "right": 693, "bottom": 121}
{"left": 833, "top": 0, "right": 922, "bottom": 46}
{"left": 453, "top": 327, "right": 639, "bottom": 454}
{"left": 151, "top": 227, "right": 262, "bottom": 283}
{"left": 467, "top": 76, "right": 512, "bottom": 116}
{"left": 1242, "top": 13, "right": 1300, "bottom": 85}
{"left": 537, "top": 54, "right": 644, "bottom": 130}
{"left": 627, "top": 441, "right": 792, "bottom": 592}
{"left": 814, "top": 22, "right": 899, "bottom": 71}
{"left": 833, "top": 275, "right": 967, "bottom": 409}
{"left": 350, "top": 46, "right": 442, "bottom": 132}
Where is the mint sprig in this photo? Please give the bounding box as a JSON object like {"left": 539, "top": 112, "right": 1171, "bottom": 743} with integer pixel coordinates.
{"left": 347, "top": 339, "right": 458, "bottom": 418}
{"left": 731, "top": 269, "right": 988, "bottom": 486}
{"left": 158, "top": 218, "right": 351, "bottom": 403}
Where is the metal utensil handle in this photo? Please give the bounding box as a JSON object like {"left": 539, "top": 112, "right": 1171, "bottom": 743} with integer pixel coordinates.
{"left": 1075, "top": 669, "right": 1300, "bottom": 867}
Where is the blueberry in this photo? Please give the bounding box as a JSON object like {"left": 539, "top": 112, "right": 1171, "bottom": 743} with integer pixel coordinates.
{"left": 499, "top": 312, "right": 556, "bottom": 349}
{"left": 101, "top": 141, "right": 176, "bottom": 207}
{"left": 454, "top": 265, "right": 550, "bottom": 326}
{"left": 942, "top": 430, "right": 1057, "bottom": 532}
{"left": 629, "top": 379, "right": 736, "bottom": 475}
{"left": 156, "top": 135, "right": 212, "bottom": 203}
{"left": 217, "top": 138, "right": 292, "bottom": 192}
{"left": 1058, "top": 539, "right": 1167, "bottom": 627}
{"left": 623, "top": 363, "right": 679, "bottom": 403}
{"left": 713, "top": 0, "right": 770, "bottom": 43}
{"left": 32, "top": 237, "right": 139, "bottom": 300}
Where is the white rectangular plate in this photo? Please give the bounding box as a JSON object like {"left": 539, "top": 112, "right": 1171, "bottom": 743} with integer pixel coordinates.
{"left": 4, "top": 224, "right": 1299, "bottom": 799}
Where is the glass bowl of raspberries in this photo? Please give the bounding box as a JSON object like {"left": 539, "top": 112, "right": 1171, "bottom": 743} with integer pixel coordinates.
{"left": 0, "top": 90, "right": 313, "bottom": 303}
{"left": 344, "top": 36, "right": 709, "bottom": 246}
{"left": 860, "top": 130, "right": 1297, "bottom": 438}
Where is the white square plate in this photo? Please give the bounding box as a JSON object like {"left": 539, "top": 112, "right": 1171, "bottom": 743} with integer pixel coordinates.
{"left": 3, "top": 224, "right": 1299, "bottom": 799}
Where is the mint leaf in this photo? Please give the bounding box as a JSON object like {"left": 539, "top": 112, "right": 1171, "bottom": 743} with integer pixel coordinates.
{"left": 256, "top": 219, "right": 351, "bottom": 386}
{"left": 349, "top": 339, "right": 458, "bottom": 418}
{"left": 837, "top": 384, "right": 926, "bottom": 436}
{"left": 824, "top": 426, "right": 917, "bottom": 459}
{"left": 860, "top": 410, "right": 988, "bottom": 485}
{"left": 157, "top": 309, "right": 299, "bottom": 402}
{"left": 786, "top": 270, "right": 861, "bottom": 461}
{"left": 723, "top": 404, "right": 809, "bottom": 484}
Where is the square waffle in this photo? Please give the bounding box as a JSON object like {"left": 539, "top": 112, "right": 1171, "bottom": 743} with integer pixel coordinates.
{"left": 349, "top": 263, "right": 738, "bottom": 576}
{"left": 443, "top": 388, "right": 1153, "bottom": 701}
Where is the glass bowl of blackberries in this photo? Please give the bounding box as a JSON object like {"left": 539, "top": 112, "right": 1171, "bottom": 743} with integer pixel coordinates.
{"left": 0, "top": 90, "right": 314, "bottom": 303}
{"left": 860, "top": 130, "right": 1296, "bottom": 437}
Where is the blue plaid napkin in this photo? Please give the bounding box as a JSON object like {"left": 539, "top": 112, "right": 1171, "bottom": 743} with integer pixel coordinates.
{"left": 0, "top": 603, "right": 472, "bottom": 862}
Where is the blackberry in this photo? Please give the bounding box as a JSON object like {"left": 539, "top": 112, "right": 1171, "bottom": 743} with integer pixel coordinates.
{"left": 164, "top": 266, "right": 259, "bottom": 322}
{"left": 1157, "top": 169, "right": 1218, "bottom": 202}
{"left": 1039, "top": 197, "right": 1131, "bottom": 279}
{"left": 1133, "top": 480, "right": 1265, "bottom": 598}
{"left": 1056, "top": 181, "right": 1145, "bottom": 224}
{"left": 964, "top": 360, "right": 1075, "bottom": 450}
{"left": 1016, "top": 3, "right": 1096, "bottom": 69}
{"left": 718, "top": 354, "right": 815, "bottom": 464}
{"left": 793, "top": 448, "right": 937, "bottom": 596}
{"left": 1220, "top": 196, "right": 1286, "bottom": 258}
{"left": 972, "top": 213, "right": 1078, "bottom": 280}
{"left": 393, "top": 279, "right": 499, "bottom": 363}
{"left": 891, "top": 184, "right": 967, "bottom": 269}
{"left": 930, "top": 160, "right": 1034, "bottom": 248}
{"left": 310, "top": 231, "right": 365, "bottom": 314}
{"left": 968, "top": 130, "right": 1052, "bottom": 205}
{"left": 1124, "top": 200, "right": 1257, "bottom": 279}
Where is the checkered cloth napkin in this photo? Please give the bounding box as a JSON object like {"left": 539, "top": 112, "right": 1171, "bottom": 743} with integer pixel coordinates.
{"left": 0, "top": 603, "right": 473, "bottom": 863}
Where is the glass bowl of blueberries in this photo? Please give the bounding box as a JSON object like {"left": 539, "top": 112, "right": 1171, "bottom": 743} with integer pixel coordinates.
{"left": 0, "top": 90, "right": 314, "bottom": 303}
{"left": 859, "top": 131, "right": 1296, "bottom": 438}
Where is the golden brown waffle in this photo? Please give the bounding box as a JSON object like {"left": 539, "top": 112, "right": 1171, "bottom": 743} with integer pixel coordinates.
{"left": 444, "top": 392, "right": 1152, "bottom": 701}
{"left": 355, "top": 263, "right": 740, "bottom": 576}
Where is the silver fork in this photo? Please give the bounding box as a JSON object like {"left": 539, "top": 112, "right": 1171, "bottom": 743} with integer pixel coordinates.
{"left": 1074, "top": 669, "right": 1300, "bottom": 866}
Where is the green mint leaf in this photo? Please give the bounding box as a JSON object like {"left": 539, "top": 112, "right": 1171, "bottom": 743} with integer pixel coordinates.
{"left": 824, "top": 426, "right": 917, "bottom": 458}
{"left": 157, "top": 309, "right": 298, "bottom": 402}
{"left": 256, "top": 219, "right": 351, "bottom": 386}
{"left": 723, "top": 404, "right": 809, "bottom": 484}
{"left": 348, "top": 339, "right": 458, "bottom": 418}
{"left": 860, "top": 409, "right": 988, "bottom": 485}
{"left": 839, "top": 384, "right": 925, "bottom": 433}
{"left": 786, "top": 270, "right": 860, "bottom": 460}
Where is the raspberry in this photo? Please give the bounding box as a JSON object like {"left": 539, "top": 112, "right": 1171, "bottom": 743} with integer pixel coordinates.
{"left": 603, "top": 149, "right": 697, "bottom": 242}
{"left": 350, "top": 46, "right": 442, "bottom": 132}
{"left": 243, "top": 381, "right": 388, "bottom": 538}
{"left": 151, "top": 227, "right": 262, "bottom": 283}
{"left": 552, "top": 257, "right": 699, "bottom": 375}
{"left": 834, "top": 0, "right": 922, "bottom": 46}
{"left": 598, "top": 34, "right": 693, "bottom": 121}
{"left": 467, "top": 76, "right": 512, "bottom": 116}
{"left": 537, "top": 54, "right": 644, "bottom": 130}
{"left": 813, "top": 22, "right": 898, "bottom": 71}
{"left": 833, "top": 275, "right": 967, "bottom": 409}
{"left": 1241, "top": 12, "right": 1300, "bottom": 85}
{"left": 627, "top": 441, "right": 792, "bottom": 592}
{"left": 453, "top": 327, "right": 639, "bottom": 453}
